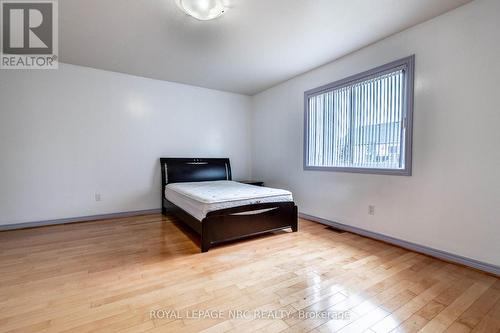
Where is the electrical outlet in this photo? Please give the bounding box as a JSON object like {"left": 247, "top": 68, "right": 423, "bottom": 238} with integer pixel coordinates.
{"left": 368, "top": 205, "right": 375, "bottom": 215}
{"left": 94, "top": 193, "right": 102, "bottom": 202}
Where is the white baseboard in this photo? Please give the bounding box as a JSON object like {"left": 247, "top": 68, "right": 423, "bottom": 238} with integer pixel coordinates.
{"left": 300, "top": 213, "right": 500, "bottom": 277}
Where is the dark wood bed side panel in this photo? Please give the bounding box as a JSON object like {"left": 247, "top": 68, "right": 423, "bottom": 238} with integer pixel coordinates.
{"left": 163, "top": 199, "right": 202, "bottom": 234}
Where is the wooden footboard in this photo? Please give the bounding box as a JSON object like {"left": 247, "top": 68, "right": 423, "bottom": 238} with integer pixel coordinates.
{"left": 201, "top": 202, "right": 298, "bottom": 252}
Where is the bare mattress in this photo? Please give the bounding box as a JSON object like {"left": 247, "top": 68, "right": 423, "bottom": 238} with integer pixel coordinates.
{"left": 164, "top": 180, "right": 293, "bottom": 221}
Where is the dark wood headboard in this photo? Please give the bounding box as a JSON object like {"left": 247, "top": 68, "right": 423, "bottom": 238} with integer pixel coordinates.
{"left": 160, "top": 158, "right": 232, "bottom": 199}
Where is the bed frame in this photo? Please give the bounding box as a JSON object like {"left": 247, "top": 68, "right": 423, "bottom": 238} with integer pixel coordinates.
{"left": 160, "top": 158, "right": 298, "bottom": 252}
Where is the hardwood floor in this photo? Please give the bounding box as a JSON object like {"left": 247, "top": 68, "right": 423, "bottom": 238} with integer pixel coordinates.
{"left": 0, "top": 214, "right": 499, "bottom": 333}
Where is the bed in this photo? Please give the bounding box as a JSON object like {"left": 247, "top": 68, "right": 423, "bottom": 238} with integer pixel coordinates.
{"left": 160, "top": 158, "right": 298, "bottom": 252}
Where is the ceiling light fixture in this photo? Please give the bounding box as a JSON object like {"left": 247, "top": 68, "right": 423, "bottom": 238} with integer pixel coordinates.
{"left": 175, "top": 0, "right": 226, "bottom": 21}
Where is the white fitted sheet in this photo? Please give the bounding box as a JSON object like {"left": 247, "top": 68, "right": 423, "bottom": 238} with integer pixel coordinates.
{"left": 165, "top": 180, "right": 293, "bottom": 221}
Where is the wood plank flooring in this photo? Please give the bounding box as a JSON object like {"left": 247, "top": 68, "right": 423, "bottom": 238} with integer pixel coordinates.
{"left": 0, "top": 214, "right": 499, "bottom": 333}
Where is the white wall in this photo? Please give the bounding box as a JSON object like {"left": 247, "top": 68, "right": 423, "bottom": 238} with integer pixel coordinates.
{"left": 0, "top": 64, "right": 252, "bottom": 225}
{"left": 251, "top": 0, "right": 500, "bottom": 266}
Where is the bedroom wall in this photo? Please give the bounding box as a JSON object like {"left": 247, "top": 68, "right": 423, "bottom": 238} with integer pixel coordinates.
{"left": 251, "top": 0, "right": 500, "bottom": 266}
{"left": 0, "top": 64, "right": 252, "bottom": 226}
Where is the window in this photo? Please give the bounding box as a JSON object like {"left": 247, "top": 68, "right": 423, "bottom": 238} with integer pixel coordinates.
{"left": 304, "top": 56, "right": 414, "bottom": 175}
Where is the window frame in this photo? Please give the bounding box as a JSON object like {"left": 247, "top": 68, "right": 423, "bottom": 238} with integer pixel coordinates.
{"left": 303, "top": 55, "right": 415, "bottom": 176}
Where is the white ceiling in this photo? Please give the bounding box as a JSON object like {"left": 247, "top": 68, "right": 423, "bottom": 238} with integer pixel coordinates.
{"left": 60, "top": 0, "right": 471, "bottom": 95}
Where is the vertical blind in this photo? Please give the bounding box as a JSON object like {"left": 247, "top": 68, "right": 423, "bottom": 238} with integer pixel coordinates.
{"left": 306, "top": 68, "right": 406, "bottom": 170}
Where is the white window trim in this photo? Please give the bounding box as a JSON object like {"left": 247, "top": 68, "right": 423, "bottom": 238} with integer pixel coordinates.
{"left": 303, "top": 55, "right": 415, "bottom": 176}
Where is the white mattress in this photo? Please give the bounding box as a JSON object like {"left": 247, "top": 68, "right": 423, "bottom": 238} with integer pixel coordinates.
{"left": 165, "top": 180, "right": 293, "bottom": 221}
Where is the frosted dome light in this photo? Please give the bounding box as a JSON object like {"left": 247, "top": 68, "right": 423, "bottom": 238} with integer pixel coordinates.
{"left": 176, "top": 0, "right": 226, "bottom": 21}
